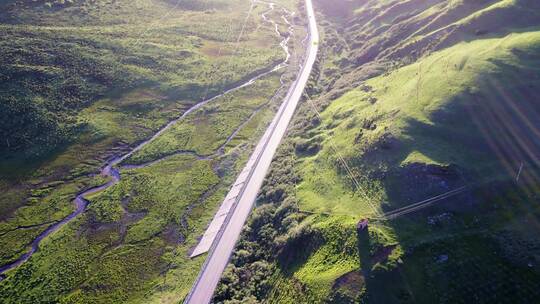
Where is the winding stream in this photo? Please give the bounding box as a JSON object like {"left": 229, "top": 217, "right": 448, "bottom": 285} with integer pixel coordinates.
{"left": 0, "top": 1, "right": 294, "bottom": 277}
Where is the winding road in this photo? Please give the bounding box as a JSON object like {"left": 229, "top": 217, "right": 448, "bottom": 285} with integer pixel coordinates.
{"left": 184, "top": 0, "right": 319, "bottom": 302}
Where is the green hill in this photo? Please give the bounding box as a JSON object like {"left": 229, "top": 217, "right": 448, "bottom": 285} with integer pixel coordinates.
{"left": 216, "top": 0, "right": 540, "bottom": 303}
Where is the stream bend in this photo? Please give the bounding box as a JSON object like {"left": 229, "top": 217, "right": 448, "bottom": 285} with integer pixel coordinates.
{"left": 0, "top": 2, "right": 294, "bottom": 277}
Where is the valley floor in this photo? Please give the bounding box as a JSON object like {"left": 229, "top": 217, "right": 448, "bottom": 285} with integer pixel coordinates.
{"left": 0, "top": 0, "right": 306, "bottom": 303}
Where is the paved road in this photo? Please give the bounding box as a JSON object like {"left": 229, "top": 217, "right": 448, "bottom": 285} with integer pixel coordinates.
{"left": 184, "top": 0, "right": 319, "bottom": 302}
{"left": 189, "top": 1, "right": 294, "bottom": 258}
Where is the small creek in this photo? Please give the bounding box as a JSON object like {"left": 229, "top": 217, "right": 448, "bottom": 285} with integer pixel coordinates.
{"left": 0, "top": 1, "right": 294, "bottom": 278}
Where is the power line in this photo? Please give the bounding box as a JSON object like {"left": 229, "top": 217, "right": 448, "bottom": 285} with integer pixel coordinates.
{"left": 303, "top": 97, "right": 472, "bottom": 220}
{"left": 304, "top": 94, "right": 380, "bottom": 217}
{"left": 381, "top": 186, "right": 468, "bottom": 220}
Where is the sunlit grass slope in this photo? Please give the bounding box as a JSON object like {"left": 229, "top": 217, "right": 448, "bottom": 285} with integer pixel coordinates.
{"left": 267, "top": 29, "right": 540, "bottom": 303}
{"left": 213, "top": 1, "right": 540, "bottom": 303}
{"left": 297, "top": 29, "right": 540, "bottom": 216}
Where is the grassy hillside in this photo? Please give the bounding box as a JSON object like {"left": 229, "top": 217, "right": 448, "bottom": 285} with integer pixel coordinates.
{"left": 216, "top": 0, "right": 540, "bottom": 303}
{"left": 283, "top": 29, "right": 540, "bottom": 303}
{"left": 0, "top": 0, "right": 306, "bottom": 302}
{"left": 0, "top": 0, "right": 281, "bottom": 157}
{"left": 299, "top": 30, "right": 540, "bottom": 216}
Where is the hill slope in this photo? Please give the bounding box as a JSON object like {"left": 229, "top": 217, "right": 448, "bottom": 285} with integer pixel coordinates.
{"left": 0, "top": 0, "right": 281, "bottom": 157}
{"left": 216, "top": 0, "right": 540, "bottom": 303}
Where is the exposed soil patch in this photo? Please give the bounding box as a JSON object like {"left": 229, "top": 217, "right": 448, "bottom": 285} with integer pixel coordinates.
{"left": 329, "top": 270, "right": 365, "bottom": 303}
{"left": 333, "top": 270, "right": 364, "bottom": 290}
{"left": 372, "top": 244, "right": 397, "bottom": 265}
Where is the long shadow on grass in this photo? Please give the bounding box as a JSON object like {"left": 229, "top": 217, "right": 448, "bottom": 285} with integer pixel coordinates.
{"left": 276, "top": 223, "right": 325, "bottom": 276}
{"left": 330, "top": 45, "right": 540, "bottom": 301}
{"left": 359, "top": 73, "right": 540, "bottom": 302}
{"left": 365, "top": 69, "right": 540, "bottom": 214}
